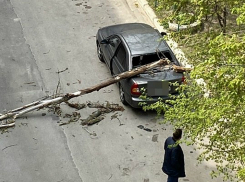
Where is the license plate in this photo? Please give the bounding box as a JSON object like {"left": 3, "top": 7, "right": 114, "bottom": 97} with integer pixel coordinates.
{"left": 147, "top": 81, "right": 169, "bottom": 96}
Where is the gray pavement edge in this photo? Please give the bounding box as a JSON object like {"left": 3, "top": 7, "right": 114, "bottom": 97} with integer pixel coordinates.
{"left": 137, "top": 0, "right": 166, "bottom": 32}
{"left": 136, "top": 0, "right": 192, "bottom": 67}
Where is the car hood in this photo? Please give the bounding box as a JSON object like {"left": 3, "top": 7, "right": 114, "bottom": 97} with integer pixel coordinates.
{"left": 99, "top": 23, "right": 155, "bottom": 39}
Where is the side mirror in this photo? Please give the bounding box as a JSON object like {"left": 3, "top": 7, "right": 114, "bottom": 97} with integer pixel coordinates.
{"left": 161, "top": 32, "right": 167, "bottom": 36}
{"left": 100, "top": 39, "right": 109, "bottom": 44}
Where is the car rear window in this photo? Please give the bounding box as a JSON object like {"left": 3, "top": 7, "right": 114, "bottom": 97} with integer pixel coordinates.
{"left": 132, "top": 51, "right": 173, "bottom": 68}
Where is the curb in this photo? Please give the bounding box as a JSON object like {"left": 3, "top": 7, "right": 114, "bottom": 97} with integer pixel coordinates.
{"left": 136, "top": 0, "right": 192, "bottom": 68}
{"left": 137, "top": 0, "right": 166, "bottom": 33}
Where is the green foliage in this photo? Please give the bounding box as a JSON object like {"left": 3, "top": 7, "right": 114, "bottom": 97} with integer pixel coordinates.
{"left": 238, "top": 168, "right": 245, "bottom": 180}
{"left": 232, "top": 3, "right": 245, "bottom": 25}
{"left": 173, "top": 13, "right": 196, "bottom": 25}
{"left": 152, "top": 0, "right": 244, "bottom": 32}
{"left": 160, "top": 13, "right": 197, "bottom": 28}
{"left": 145, "top": 0, "right": 245, "bottom": 181}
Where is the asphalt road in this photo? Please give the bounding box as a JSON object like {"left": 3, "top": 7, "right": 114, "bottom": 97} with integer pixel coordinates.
{"left": 0, "top": 0, "right": 223, "bottom": 181}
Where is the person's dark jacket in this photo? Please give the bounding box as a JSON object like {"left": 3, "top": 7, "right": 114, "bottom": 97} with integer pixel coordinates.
{"left": 162, "top": 137, "right": 185, "bottom": 177}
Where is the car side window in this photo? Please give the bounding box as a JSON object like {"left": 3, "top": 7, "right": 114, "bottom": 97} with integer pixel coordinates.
{"left": 115, "top": 44, "right": 127, "bottom": 70}
{"left": 109, "top": 36, "right": 121, "bottom": 54}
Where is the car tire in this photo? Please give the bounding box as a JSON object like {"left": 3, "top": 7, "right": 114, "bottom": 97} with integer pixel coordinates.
{"left": 97, "top": 42, "right": 104, "bottom": 62}
{"left": 119, "top": 84, "right": 128, "bottom": 105}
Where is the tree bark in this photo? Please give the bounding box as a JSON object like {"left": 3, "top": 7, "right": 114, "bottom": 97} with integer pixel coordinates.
{"left": 215, "top": 4, "right": 227, "bottom": 33}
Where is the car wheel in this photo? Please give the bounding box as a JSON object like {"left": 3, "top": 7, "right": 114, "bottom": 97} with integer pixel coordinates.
{"left": 119, "top": 84, "right": 128, "bottom": 105}
{"left": 97, "top": 42, "right": 104, "bottom": 62}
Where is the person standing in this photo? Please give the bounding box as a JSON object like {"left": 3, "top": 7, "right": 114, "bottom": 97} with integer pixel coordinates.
{"left": 162, "top": 129, "right": 185, "bottom": 182}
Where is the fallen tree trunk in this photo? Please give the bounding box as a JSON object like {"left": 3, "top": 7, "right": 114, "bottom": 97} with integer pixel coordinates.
{"left": 0, "top": 59, "right": 168, "bottom": 127}
{"left": 0, "top": 59, "right": 190, "bottom": 128}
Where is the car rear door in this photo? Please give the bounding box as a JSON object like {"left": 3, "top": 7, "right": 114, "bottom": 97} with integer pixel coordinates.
{"left": 101, "top": 36, "right": 121, "bottom": 68}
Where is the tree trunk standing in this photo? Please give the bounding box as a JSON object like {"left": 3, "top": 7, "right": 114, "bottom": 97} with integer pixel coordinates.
{"left": 215, "top": 4, "right": 227, "bottom": 33}
{"left": 1, "top": 59, "right": 190, "bottom": 128}
{"left": 223, "top": 7, "right": 227, "bottom": 33}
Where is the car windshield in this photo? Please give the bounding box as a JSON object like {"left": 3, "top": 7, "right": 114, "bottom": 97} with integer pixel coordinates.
{"left": 132, "top": 51, "right": 173, "bottom": 68}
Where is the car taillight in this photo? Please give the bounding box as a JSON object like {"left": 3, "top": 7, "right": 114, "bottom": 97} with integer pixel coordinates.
{"left": 182, "top": 75, "right": 186, "bottom": 84}
{"left": 131, "top": 83, "right": 141, "bottom": 96}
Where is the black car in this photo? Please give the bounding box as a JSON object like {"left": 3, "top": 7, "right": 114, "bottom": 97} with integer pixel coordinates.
{"left": 96, "top": 23, "right": 184, "bottom": 108}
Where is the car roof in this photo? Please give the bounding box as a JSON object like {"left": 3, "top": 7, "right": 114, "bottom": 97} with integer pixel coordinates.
{"left": 100, "top": 23, "right": 170, "bottom": 55}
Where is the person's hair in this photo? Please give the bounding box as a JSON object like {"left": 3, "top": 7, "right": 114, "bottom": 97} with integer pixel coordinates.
{"left": 173, "top": 129, "right": 182, "bottom": 140}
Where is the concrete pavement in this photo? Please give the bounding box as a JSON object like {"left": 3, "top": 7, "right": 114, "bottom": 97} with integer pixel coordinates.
{"left": 0, "top": 1, "right": 82, "bottom": 181}
{"left": 136, "top": 0, "right": 166, "bottom": 32}
{"left": 0, "top": 0, "right": 223, "bottom": 181}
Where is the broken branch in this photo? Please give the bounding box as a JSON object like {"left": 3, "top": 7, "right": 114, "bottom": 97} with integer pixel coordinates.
{"left": 0, "top": 59, "right": 189, "bottom": 128}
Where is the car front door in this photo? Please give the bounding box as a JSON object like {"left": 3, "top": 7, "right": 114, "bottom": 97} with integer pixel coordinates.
{"left": 101, "top": 36, "right": 121, "bottom": 68}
